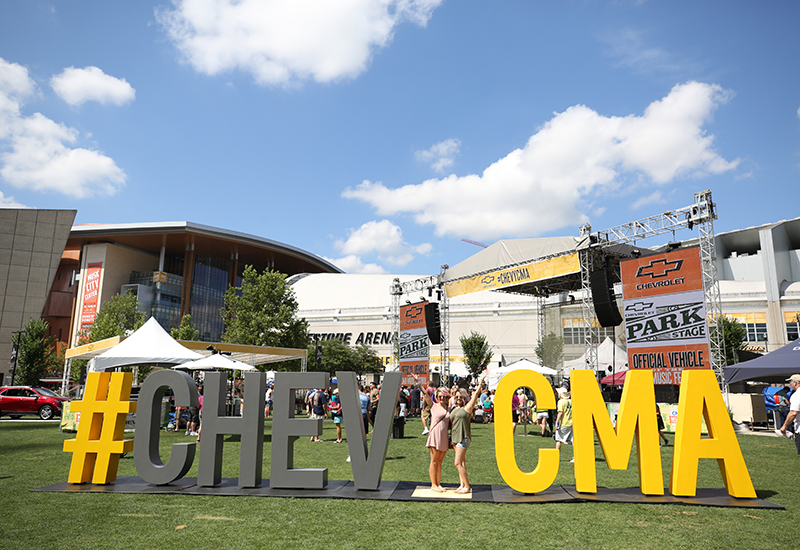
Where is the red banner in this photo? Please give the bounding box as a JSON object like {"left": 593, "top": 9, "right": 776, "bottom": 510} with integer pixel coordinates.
{"left": 80, "top": 262, "right": 102, "bottom": 331}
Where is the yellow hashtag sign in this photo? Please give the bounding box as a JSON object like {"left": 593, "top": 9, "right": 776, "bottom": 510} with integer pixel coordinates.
{"left": 63, "top": 372, "right": 137, "bottom": 484}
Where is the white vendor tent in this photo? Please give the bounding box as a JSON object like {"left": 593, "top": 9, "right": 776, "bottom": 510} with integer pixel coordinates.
{"left": 487, "top": 359, "right": 557, "bottom": 391}
{"left": 90, "top": 317, "right": 203, "bottom": 372}
{"left": 562, "top": 337, "right": 627, "bottom": 377}
{"left": 173, "top": 353, "right": 256, "bottom": 372}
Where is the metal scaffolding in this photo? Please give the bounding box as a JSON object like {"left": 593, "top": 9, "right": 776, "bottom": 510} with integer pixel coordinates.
{"left": 581, "top": 189, "right": 725, "bottom": 384}
{"left": 390, "top": 272, "right": 448, "bottom": 378}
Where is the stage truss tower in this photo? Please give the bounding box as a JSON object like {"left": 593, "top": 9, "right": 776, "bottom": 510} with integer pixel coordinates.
{"left": 581, "top": 189, "right": 726, "bottom": 384}
{"left": 390, "top": 271, "right": 449, "bottom": 379}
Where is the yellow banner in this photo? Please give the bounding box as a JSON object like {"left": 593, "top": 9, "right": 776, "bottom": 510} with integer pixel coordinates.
{"left": 444, "top": 253, "right": 580, "bottom": 298}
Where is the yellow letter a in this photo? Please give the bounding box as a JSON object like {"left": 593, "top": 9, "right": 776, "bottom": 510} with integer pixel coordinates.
{"left": 669, "top": 369, "right": 756, "bottom": 498}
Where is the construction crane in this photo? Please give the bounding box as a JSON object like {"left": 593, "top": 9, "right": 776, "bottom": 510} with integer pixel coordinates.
{"left": 461, "top": 238, "right": 488, "bottom": 248}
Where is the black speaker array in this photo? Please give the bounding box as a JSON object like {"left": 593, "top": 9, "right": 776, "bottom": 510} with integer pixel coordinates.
{"left": 424, "top": 302, "right": 441, "bottom": 345}
{"left": 589, "top": 268, "right": 623, "bottom": 327}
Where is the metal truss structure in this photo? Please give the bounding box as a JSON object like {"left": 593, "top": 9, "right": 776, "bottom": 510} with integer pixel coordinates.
{"left": 389, "top": 271, "right": 450, "bottom": 379}
{"left": 581, "top": 190, "right": 726, "bottom": 384}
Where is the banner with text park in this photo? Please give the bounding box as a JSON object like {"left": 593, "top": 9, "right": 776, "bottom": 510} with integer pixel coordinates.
{"left": 399, "top": 301, "right": 430, "bottom": 386}
{"left": 621, "top": 247, "right": 711, "bottom": 385}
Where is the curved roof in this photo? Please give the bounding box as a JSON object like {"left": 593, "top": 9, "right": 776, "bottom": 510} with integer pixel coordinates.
{"left": 68, "top": 221, "right": 341, "bottom": 275}
{"left": 442, "top": 237, "right": 585, "bottom": 283}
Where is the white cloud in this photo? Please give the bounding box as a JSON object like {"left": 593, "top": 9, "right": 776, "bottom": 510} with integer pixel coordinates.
{"left": 415, "top": 138, "right": 461, "bottom": 173}
{"left": 344, "top": 81, "right": 739, "bottom": 240}
{"left": 631, "top": 190, "right": 664, "bottom": 210}
{"left": 0, "top": 58, "right": 126, "bottom": 198}
{"left": 602, "top": 29, "right": 700, "bottom": 78}
{"left": 324, "top": 254, "right": 387, "bottom": 274}
{"left": 334, "top": 219, "right": 431, "bottom": 269}
{"left": 51, "top": 66, "right": 135, "bottom": 107}
{"left": 156, "top": 0, "right": 443, "bottom": 85}
{"left": 0, "top": 190, "right": 28, "bottom": 208}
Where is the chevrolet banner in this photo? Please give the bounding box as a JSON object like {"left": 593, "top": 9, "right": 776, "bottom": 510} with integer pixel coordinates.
{"left": 444, "top": 253, "right": 580, "bottom": 298}
{"left": 399, "top": 301, "right": 429, "bottom": 385}
{"left": 621, "top": 247, "right": 711, "bottom": 385}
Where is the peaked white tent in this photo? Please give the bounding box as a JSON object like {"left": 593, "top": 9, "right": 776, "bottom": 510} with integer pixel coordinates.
{"left": 90, "top": 317, "right": 203, "bottom": 372}
{"left": 173, "top": 353, "right": 256, "bottom": 372}
{"left": 562, "top": 337, "right": 627, "bottom": 376}
{"left": 487, "top": 359, "right": 557, "bottom": 391}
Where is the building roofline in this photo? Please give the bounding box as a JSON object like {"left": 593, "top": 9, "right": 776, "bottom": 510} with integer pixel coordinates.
{"left": 70, "top": 221, "right": 342, "bottom": 273}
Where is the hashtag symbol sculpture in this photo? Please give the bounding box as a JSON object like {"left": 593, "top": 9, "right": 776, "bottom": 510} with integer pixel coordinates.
{"left": 63, "top": 372, "right": 137, "bottom": 484}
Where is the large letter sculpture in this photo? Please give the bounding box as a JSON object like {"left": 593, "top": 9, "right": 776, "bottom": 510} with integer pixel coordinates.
{"left": 337, "top": 371, "right": 401, "bottom": 490}
{"left": 134, "top": 369, "right": 198, "bottom": 485}
{"left": 572, "top": 369, "right": 663, "bottom": 495}
{"left": 669, "top": 369, "right": 756, "bottom": 498}
{"left": 270, "top": 372, "right": 330, "bottom": 489}
{"left": 198, "top": 371, "right": 266, "bottom": 487}
{"left": 495, "top": 369, "right": 558, "bottom": 493}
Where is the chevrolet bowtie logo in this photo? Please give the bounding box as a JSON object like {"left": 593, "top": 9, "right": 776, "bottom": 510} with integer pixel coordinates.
{"left": 481, "top": 275, "right": 495, "bottom": 285}
{"left": 625, "top": 302, "right": 652, "bottom": 313}
{"left": 404, "top": 306, "right": 423, "bottom": 318}
{"left": 636, "top": 258, "right": 684, "bottom": 279}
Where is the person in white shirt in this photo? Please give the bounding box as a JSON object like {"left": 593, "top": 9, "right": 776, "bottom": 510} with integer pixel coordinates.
{"left": 779, "top": 374, "right": 800, "bottom": 454}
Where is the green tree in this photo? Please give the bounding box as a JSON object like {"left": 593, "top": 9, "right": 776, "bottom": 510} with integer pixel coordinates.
{"left": 221, "top": 265, "right": 309, "bottom": 370}
{"left": 460, "top": 331, "right": 493, "bottom": 378}
{"left": 76, "top": 290, "right": 147, "bottom": 383}
{"left": 171, "top": 314, "right": 200, "bottom": 341}
{"left": 721, "top": 315, "right": 747, "bottom": 365}
{"left": 308, "top": 339, "right": 354, "bottom": 376}
{"left": 11, "top": 318, "right": 59, "bottom": 386}
{"left": 535, "top": 332, "right": 564, "bottom": 369}
{"left": 86, "top": 290, "right": 146, "bottom": 342}
{"left": 351, "top": 343, "right": 383, "bottom": 378}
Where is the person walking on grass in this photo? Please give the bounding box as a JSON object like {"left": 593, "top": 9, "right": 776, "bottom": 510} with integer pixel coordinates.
{"left": 779, "top": 374, "right": 800, "bottom": 454}
{"left": 554, "top": 386, "right": 574, "bottom": 462}
{"left": 329, "top": 388, "right": 344, "bottom": 443}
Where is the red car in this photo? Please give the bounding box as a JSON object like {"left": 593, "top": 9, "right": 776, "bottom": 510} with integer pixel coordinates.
{"left": 0, "top": 386, "right": 69, "bottom": 420}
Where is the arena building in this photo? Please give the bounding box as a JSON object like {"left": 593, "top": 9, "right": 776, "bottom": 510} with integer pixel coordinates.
{"left": 290, "top": 217, "right": 800, "bottom": 379}
{"left": 2, "top": 209, "right": 800, "bottom": 385}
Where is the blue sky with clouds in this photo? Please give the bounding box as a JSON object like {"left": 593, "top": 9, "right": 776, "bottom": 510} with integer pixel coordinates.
{"left": 1, "top": 1, "right": 799, "bottom": 275}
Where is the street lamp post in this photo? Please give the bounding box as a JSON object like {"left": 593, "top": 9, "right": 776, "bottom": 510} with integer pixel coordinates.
{"left": 9, "top": 330, "right": 25, "bottom": 386}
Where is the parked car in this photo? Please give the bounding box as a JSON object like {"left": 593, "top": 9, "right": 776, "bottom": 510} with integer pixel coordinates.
{"left": 0, "top": 386, "right": 70, "bottom": 420}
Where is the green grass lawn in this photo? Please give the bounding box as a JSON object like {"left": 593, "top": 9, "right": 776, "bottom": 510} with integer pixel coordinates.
{"left": 1, "top": 418, "right": 798, "bottom": 549}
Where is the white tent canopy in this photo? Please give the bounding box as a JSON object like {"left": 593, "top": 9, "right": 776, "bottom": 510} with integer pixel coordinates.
{"left": 562, "top": 337, "right": 628, "bottom": 377}
{"left": 172, "top": 353, "right": 256, "bottom": 372}
{"left": 90, "top": 317, "right": 203, "bottom": 372}
{"left": 487, "top": 359, "right": 557, "bottom": 391}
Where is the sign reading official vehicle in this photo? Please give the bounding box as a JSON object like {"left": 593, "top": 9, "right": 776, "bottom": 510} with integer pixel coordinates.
{"left": 621, "top": 247, "right": 710, "bottom": 385}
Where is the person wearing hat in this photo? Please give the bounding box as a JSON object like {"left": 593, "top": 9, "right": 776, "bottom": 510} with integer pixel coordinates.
{"left": 554, "top": 386, "right": 574, "bottom": 462}
{"left": 329, "top": 388, "right": 344, "bottom": 443}
{"left": 779, "top": 374, "right": 800, "bottom": 454}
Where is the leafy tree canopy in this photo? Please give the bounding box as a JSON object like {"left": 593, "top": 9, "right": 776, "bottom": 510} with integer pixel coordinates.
{"left": 460, "top": 331, "right": 493, "bottom": 377}
{"left": 85, "top": 290, "right": 146, "bottom": 343}
{"left": 535, "top": 332, "right": 564, "bottom": 369}
{"left": 11, "top": 317, "right": 59, "bottom": 386}
{"left": 222, "top": 265, "right": 309, "bottom": 370}
{"left": 721, "top": 315, "right": 746, "bottom": 365}
{"left": 307, "top": 340, "right": 383, "bottom": 379}
{"left": 171, "top": 314, "right": 200, "bottom": 341}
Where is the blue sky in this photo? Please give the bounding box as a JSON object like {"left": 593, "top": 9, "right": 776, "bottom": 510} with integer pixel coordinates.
{"left": 1, "top": 1, "right": 798, "bottom": 275}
